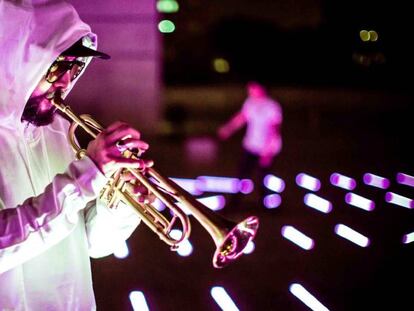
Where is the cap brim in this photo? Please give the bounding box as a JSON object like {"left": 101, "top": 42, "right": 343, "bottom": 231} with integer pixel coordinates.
{"left": 62, "top": 42, "right": 111, "bottom": 60}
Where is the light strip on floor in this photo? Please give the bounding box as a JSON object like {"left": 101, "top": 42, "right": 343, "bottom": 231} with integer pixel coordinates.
{"left": 385, "top": 192, "right": 414, "bottom": 209}
{"left": 170, "top": 229, "right": 193, "bottom": 256}
{"left": 196, "top": 176, "right": 240, "bottom": 193}
{"left": 113, "top": 240, "right": 130, "bottom": 259}
{"left": 281, "top": 225, "right": 315, "bottom": 250}
{"left": 296, "top": 173, "right": 321, "bottom": 191}
{"left": 330, "top": 173, "right": 356, "bottom": 190}
{"left": 402, "top": 232, "right": 414, "bottom": 244}
{"left": 170, "top": 177, "right": 203, "bottom": 195}
{"left": 345, "top": 193, "right": 375, "bottom": 211}
{"left": 210, "top": 286, "right": 240, "bottom": 311}
{"left": 289, "top": 283, "right": 330, "bottom": 311}
{"left": 263, "top": 174, "right": 285, "bottom": 193}
{"left": 263, "top": 193, "right": 282, "bottom": 209}
{"left": 304, "top": 193, "right": 332, "bottom": 214}
{"left": 363, "top": 173, "right": 390, "bottom": 189}
{"left": 129, "top": 291, "right": 150, "bottom": 311}
{"left": 334, "top": 224, "right": 370, "bottom": 247}
{"left": 396, "top": 172, "right": 414, "bottom": 188}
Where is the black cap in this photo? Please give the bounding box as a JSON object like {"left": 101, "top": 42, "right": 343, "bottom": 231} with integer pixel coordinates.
{"left": 61, "top": 38, "right": 111, "bottom": 60}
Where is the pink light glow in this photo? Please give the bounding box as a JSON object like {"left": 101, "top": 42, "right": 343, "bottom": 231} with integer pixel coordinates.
{"left": 296, "top": 173, "right": 321, "bottom": 191}
{"left": 129, "top": 291, "right": 150, "bottom": 311}
{"left": 363, "top": 173, "right": 390, "bottom": 189}
{"left": 330, "top": 173, "right": 356, "bottom": 190}
{"left": 385, "top": 192, "right": 414, "bottom": 209}
{"left": 402, "top": 232, "right": 414, "bottom": 244}
{"left": 239, "top": 179, "right": 254, "bottom": 194}
{"left": 396, "top": 172, "right": 414, "bottom": 188}
{"left": 304, "top": 193, "right": 332, "bottom": 214}
{"left": 263, "top": 174, "right": 285, "bottom": 192}
{"left": 281, "top": 225, "right": 315, "bottom": 250}
{"left": 289, "top": 283, "right": 330, "bottom": 311}
{"left": 210, "top": 286, "right": 240, "bottom": 311}
{"left": 345, "top": 192, "right": 375, "bottom": 211}
{"left": 334, "top": 224, "right": 370, "bottom": 247}
{"left": 263, "top": 194, "right": 282, "bottom": 209}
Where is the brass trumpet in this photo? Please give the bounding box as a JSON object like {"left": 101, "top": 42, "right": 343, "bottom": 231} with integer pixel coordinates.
{"left": 51, "top": 95, "right": 259, "bottom": 268}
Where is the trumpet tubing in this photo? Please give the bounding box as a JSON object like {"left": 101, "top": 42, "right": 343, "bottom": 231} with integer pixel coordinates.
{"left": 51, "top": 95, "right": 259, "bottom": 268}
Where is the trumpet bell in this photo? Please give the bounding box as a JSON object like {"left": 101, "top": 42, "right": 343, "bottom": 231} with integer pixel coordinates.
{"left": 213, "top": 216, "right": 259, "bottom": 268}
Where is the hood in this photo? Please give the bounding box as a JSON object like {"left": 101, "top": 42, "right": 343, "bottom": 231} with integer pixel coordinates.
{"left": 0, "top": 0, "right": 97, "bottom": 128}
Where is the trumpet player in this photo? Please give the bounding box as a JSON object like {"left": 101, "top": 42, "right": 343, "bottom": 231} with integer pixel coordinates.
{"left": 0, "top": 1, "right": 152, "bottom": 309}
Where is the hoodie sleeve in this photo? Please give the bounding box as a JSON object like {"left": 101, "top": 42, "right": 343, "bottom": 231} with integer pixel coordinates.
{"left": 84, "top": 193, "right": 141, "bottom": 258}
{"left": 0, "top": 156, "right": 107, "bottom": 274}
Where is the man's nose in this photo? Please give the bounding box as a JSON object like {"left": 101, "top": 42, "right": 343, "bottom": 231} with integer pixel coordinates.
{"left": 53, "top": 71, "right": 72, "bottom": 89}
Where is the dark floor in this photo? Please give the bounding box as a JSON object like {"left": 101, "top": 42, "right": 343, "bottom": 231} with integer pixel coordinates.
{"left": 91, "top": 93, "right": 414, "bottom": 311}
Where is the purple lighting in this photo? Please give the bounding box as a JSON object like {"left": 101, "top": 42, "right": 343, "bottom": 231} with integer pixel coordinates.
{"left": 210, "top": 286, "right": 240, "bottom": 311}
{"left": 330, "top": 173, "right": 356, "bottom": 190}
{"left": 345, "top": 193, "right": 375, "bottom": 211}
{"left": 363, "top": 173, "right": 390, "bottom": 189}
{"left": 296, "top": 173, "right": 321, "bottom": 191}
{"left": 263, "top": 174, "right": 285, "bottom": 193}
{"left": 334, "top": 224, "right": 370, "bottom": 247}
{"left": 396, "top": 172, "right": 414, "bottom": 188}
{"left": 263, "top": 194, "right": 282, "bottom": 209}
{"left": 304, "top": 193, "right": 332, "bottom": 214}
{"left": 385, "top": 192, "right": 414, "bottom": 209}
{"left": 281, "top": 225, "right": 315, "bottom": 250}
{"left": 289, "top": 283, "right": 330, "bottom": 311}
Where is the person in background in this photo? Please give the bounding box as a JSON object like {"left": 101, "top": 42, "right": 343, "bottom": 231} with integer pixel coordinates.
{"left": 217, "top": 81, "right": 283, "bottom": 206}
{"left": 0, "top": 1, "right": 152, "bottom": 309}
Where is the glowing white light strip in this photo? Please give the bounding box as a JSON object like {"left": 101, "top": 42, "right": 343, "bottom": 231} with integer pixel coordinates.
{"left": 281, "top": 225, "right": 314, "bottom": 250}
{"left": 396, "top": 172, "right": 414, "bottom": 188}
{"left": 402, "top": 232, "right": 414, "bottom": 244}
{"left": 296, "top": 173, "right": 321, "bottom": 191}
{"left": 113, "top": 240, "right": 130, "bottom": 259}
{"left": 242, "top": 241, "right": 255, "bottom": 254}
{"left": 129, "top": 291, "right": 150, "bottom": 311}
{"left": 330, "top": 173, "right": 356, "bottom": 190}
{"left": 363, "top": 173, "right": 390, "bottom": 189}
{"left": 170, "top": 229, "right": 193, "bottom": 256}
{"left": 334, "top": 224, "right": 370, "bottom": 247}
{"left": 197, "top": 195, "right": 226, "bottom": 211}
{"left": 263, "top": 194, "right": 282, "bottom": 209}
{"left": 263, "top": 174, "right": 285, "bottom": 193}
{"left": 177, "top": 195, "right": 226, "bottom": 215}
{"left": 210, "top": 286, "right": 240, "bottom": 311}
{"left": 385, "top": 192, "right": 414, "bottom": 209}
{"left": 345, "top": 192, "right": 375, "bottom": 211}
{"left": 170, "top": 177, "right": 203, "bottom": 195}
{"left": 304, "top": 193, "right": 332, "bottom": 214}
{"left": 196, "top": 176, "right": 240, "bottom": 193}
{"left": 289, "top": 283, "right": 330, "bottom": 311}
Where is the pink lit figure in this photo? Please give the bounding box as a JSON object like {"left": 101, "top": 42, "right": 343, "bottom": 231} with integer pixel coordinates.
{"left": 217, "top": 81, "right": 283, "bottom": 206}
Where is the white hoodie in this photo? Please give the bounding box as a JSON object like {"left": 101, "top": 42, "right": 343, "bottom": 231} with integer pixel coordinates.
{"left": 0, "top": 1, "right": 140, "bottom": 309}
